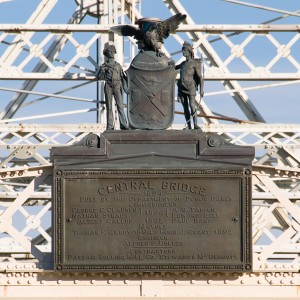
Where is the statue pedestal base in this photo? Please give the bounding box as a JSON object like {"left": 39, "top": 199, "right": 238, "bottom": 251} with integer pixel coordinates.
{"left": 51, "top": 130, "right": 254, "bottom": 273}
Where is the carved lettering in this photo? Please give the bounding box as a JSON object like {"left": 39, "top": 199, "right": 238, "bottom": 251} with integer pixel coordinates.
{"left": 98, "top": 180, "right": 155, "bottom": 195}
{"left": 194, "top": 218, "right": 213, "bottom": 223}
{"left": 72, "top": 230, "right": 99, "bottom": 236}
{"left": 80, "top": 196, "right": 96, "bottom": 202}
{"left": 208, "top": 254, "right": 237, "bottom": 260}
{"left": 172, "top": 218, "right": 188, "bottom": 223}
{"left": 215, "top": 229, "right": 232, "bottom": 235}
{"left": 67, "top": 255, "right": 97, "bottom": 261}
{"left": 98, "top": 254, "right": 126, "bottom": 260}
{"left": 61, "top": 174, "right": 244, "bottom": 270}
{"left": 180, "top": 229, "right": 209, "bottom": 235}
{"left": 138, "top": 235, "right": 167, "bottom": 241}
{"left": 162, "top": 181, "right": 207, "bottom": 195}
{"left": 100, "top": 229, "right": 130, "bottom": 235}
{"left": 211, "top": 196, "right": 231, "bottom": 201}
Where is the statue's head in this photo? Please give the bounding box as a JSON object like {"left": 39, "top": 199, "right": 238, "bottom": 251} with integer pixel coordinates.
{"left": 103, "top": 43, "right": 116, "bottom": 56}
{"left": 182, "top": 41, "right": 194, "bottom": 59}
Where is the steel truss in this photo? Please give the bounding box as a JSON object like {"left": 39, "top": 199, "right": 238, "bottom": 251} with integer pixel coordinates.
{"left": 0, "top": 0, "right": 299, "bottom": 298}
{"left": 1, "top": 24, "right": 300, "bottom": 82}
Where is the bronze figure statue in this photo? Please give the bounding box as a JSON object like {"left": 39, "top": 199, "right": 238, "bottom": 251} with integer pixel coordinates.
{"left": 176, "top": 41, "right": 204, "bottom": 130}
{"left": 98, "top": 43, "right": 129, "bottom": 130}
{"left": 111, "top": 13, "right": 186, "bottom": 55}
{"left": 111, "top": 14, "right": 186, "bottom": 130}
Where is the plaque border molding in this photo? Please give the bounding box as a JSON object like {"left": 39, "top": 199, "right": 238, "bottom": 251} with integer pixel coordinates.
{"left": 53, "top": 168, "right": 252, "bottom": 273}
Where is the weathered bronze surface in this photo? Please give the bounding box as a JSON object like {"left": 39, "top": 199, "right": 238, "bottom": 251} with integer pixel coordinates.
{"left": 111, "top": 13, "right": 186, "bottom": 54}
{"left": 176, "top": 41, "right": 204, "bottom": 130}
{"left": 97, "top": 43, "right": 129, "bottom": 130}
{"left": 127, "top": 51, "right": 176, "bottom": 129}
{"left": 52, "top": 131, "right": 254, "bottom": 272}
{"left": 111, "top": 14, "right": 186, "bottom": 130}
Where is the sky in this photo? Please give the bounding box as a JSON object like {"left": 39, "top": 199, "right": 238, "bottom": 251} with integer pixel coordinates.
{"left": 0, "top": 0, "right": 299, "bottom": 125}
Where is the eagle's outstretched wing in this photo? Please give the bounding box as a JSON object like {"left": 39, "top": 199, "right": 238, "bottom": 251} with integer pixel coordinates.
{"left": 110, "top": 25, "right": 143, "bottom": 41}
{"left": 156, "top": 13, "right": 186, "bottom": 42}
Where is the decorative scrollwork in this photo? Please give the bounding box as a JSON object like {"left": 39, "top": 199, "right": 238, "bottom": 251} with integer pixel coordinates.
{"left": 207, "top": 134, "right": 224, "bottom": 148}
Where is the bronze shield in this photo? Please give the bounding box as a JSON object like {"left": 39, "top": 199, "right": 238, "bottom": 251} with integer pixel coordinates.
{"left": 127, "top": 52, "right": 176, "bottom": 130}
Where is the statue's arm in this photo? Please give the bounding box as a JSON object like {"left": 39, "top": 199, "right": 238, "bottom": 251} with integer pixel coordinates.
{"left": 175, "top": 62, "right": 183, "bottom": 70}
{"left": 119, "top": 66, "right": 130, "bottom": 94}
{"left": 195, "top": 59, "right": 204, "bottom": 98}
{"left": 97, "top": 64, "right": 106, "bottom": 80}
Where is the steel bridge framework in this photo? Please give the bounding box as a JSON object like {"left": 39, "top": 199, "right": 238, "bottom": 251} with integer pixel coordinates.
{"left": 0, "top": 0, "right": 300, "bottom": 298}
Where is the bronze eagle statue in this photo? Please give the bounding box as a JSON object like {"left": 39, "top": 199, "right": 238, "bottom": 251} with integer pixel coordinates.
{"left": 111, "top": 13, "right": 186, "bottom": 55}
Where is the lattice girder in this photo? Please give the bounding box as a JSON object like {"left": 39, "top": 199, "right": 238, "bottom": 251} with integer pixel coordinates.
{"left": 0, "top": 124, "right": 297, "bottom": 274}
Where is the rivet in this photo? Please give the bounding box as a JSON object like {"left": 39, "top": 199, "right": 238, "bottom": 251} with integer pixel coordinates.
{"left": 91, "top": 280, "right": 95, "bottom": 284}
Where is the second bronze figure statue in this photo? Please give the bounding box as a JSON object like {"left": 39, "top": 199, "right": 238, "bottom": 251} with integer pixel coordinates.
{"left": 176, "top": 41, "right": 204, "bottom": 130}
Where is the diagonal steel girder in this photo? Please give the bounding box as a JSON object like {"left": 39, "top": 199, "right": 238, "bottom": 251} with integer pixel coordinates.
{"left": 1, "top": 0, "right": 59, "bottom": 65}
{"left": 0, "top": 5, "right": 87, "bottom": 120}
{"left": 162, "top": 0, "right": 265, "bottom": 122}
